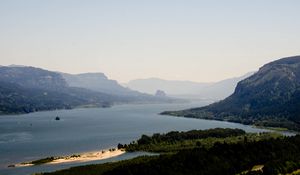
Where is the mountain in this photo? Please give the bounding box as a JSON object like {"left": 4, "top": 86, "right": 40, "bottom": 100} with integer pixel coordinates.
{"left": 125, "top": 72, "right": 253, "bottom": 100}
{"left": 0, "top": 80, "right": 113, "bottom": 114}
{"left": 61, "top": 73, "right": 142, "bottom": 96}
{"left": 0, "top": 66, "right": 126, "bottom": 114}
{"left": 162, "top": 56, "right": 300, "bottom": 131}
{"left": 125, "top": 78, "right": 210, "bottom": 95}
{"left": 0, "top": 66, "right": 175, "bottom": 115}
{"left": 193, "top": 72, "right": 254, "bottom": 100}
{"left": 0, "top": 66, "right": 68, "bottom": 91}
{"left": 60, "top": 72, "right": 177, "bottom": 104}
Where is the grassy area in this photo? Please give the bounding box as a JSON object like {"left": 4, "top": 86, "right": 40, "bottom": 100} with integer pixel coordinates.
{"left": 237, "top": 165, "right": 264, "bottom": 175}
{"left": 251, "top": 165, "right": 264, "bottom": 171}
{"left": 253, "top": 125, "right": 290, "bottom": 132}
{"left": 287, "top": 169, "right": 300, "bottom": 175}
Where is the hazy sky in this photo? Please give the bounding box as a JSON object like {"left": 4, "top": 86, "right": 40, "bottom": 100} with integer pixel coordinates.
{"left": 0, "top": 0, "right": 300, "bottom": 83}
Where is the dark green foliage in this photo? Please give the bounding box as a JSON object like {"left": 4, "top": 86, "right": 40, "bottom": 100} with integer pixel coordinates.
{"left": 31, "top": 157, "right": 55, "bottom": 165}
{"left": 162, "top": 56, "right": 300, "bottom": 131}
{"left": 117, "top": 143, "right": 124, "bottom": 149}
{"left": 104, "top": 136, "right": 300, "bottom": 175}
{"left": 126, "top": 129, "right": 280, "bottom": 153}
{"left": 42, "top": 135, "right": 300, "bottom": 175}
{"left": 41, "top": 156, "right": 158, "bottom": 175}
{"left": 263, "top": 160, "right": 300, "bottom": 175}
{"left": 138, "top": 128, "right": 246, "bottom": 144}
{"left": 126, "top": 128, "right": 246, "bottom": 152}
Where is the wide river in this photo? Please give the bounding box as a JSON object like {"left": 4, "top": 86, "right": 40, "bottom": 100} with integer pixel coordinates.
{"left": 0, "top": 101, "right": 270, "bottom": 175}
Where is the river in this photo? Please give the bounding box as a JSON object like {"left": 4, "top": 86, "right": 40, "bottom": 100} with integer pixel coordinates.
{"left": 0, "top": 101, "right": 270, "bottom": 175}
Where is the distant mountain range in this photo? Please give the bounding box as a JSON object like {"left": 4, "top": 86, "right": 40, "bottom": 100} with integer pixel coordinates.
{"left": 162, "top": 56, "right": 300, "bottom": 131}
{"left": 125, "top": 72, "right": 254, "bottom": 100}
{"left": 61, "top": 73, "right": 142, "bottom": 96}
{"left": 0, "top": 66, "right": 173, "bottom": 115}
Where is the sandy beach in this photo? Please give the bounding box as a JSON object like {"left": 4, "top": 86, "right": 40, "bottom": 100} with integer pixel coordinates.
{"left": 13, "top": 148, "right": 125, "bottom": 167}
{"left": 49, "top": 149, "right": 125, "bottom": 165}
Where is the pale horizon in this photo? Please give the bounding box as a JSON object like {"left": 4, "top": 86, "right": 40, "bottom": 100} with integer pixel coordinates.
{"left": 1, "top": 63, "right": 258, "bottom": 84}
{"left": 1, "top": 1, "right": 300, "bottom": 82}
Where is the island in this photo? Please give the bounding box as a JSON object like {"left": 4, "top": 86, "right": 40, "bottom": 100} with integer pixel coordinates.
{"left": 10, "top": 148, "right": 125, "bottom": 168}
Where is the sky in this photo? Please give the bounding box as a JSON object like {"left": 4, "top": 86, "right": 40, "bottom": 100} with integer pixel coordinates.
{"left": 0, "top": 0, "right": 300, "bottom": 83}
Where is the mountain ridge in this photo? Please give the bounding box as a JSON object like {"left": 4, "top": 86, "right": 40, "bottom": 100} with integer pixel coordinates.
{"left": 125, "top": 72, "right": 254, "bottom": 100}
{"left": 162, "top": 56, "right": 300, "bottom": 131}
{"left": 61, "top": 72, "right": 139, "bottom": 96}
{"left": 0, "top": 66, "right": 174, "bottom": 115}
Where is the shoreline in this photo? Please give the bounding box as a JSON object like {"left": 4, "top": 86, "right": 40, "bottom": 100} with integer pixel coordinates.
{"left": 162, "top": 114, "right": 299, "bottom": 135}
{"left": 12, "top": 148, "right": 125, "bottom": 168}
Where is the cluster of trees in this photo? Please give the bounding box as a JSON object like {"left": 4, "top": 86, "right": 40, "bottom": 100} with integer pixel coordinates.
{"left": 137, "top": 128, "right": 246, "bottom": 144}
{"left": 123, "top": 128, "right": 246, "bottom": 152}
{"left": 44, "top": 134, "right": 300, "bottom": 175}
{"left": 104, "top": 136, "right": 300, "bottom": 175}
{"left": 31, "top": 157, "right": 55, "bottom": 165}
{"left": 136, "top": 128, "right": 244, "bottom": 145}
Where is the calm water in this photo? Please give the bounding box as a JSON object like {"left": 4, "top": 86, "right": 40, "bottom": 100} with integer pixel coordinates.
{"left": 0, "top": 101, "right": 269, "bottom": 175}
